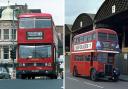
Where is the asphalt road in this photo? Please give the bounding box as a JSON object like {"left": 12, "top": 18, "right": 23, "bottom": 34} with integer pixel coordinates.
{"left": 0, "top": 79, "right": 63, "bottom": 89}
{"left": 65, "top": 55, "right": 128, "bottom": 89}
{"left": 65, "top": 70, "right": 128, "bottom": 89}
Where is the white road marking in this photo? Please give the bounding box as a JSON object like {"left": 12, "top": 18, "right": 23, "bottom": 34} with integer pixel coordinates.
{"left": 84, "top": 82, "right": 104, "bottom": 88}
{"left": 66, "top": 76, "right": 104, "bottom": 88}
{"left": 66, "top": 77, "right": 79, "bottom": 82}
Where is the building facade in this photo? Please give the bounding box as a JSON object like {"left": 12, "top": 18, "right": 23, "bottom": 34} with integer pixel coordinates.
{"left": 0, "top": 6, "right": 17, "bottom": 73}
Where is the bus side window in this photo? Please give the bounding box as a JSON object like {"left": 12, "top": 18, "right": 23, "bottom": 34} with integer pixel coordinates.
{"left": 87, "top": 35, "right": 92, "bottom": 41}
{"left": 84, "top": 56, "right": 87, "bottom": 61}
{"left": 93, "top": 56, "right": 97, "bottom": 61}
{"left": 77, "top": 38, "right": 80, "bottom": 44}
{"left": 86, "top": 55, "right": 91, "bottom": 61}
{"left": 84, "top": 36, "right": 87, "bottom": 42}
{"left": 80, "top": 36, "right": 84, "bottom": 43}
{"left": 75, "top": 55, "right": 78, "bottom": 61}
{"left": 74, "top": 38, "right": 76, "bottom": 44}
{"left": 92, "top": 33, "right": 96, "bottom": 40}
{"left": 75, "top": 55, "right": 82, "bottom": 61}
{"left": 80, "top": 55, "right": 83, "bottom": 61}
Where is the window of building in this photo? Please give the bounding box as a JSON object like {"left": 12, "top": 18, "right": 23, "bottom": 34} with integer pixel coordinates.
{"left": 3, "top": 46, "right": 9, "bottom": 59}
{"left": 12, "top": 29, "right": 16, "bottom": 40}
{"left": 4, "top": 29, "right": 9, "bottom": 40}
{"left": 80, "top": 21, "right": 83, "bottom": 27}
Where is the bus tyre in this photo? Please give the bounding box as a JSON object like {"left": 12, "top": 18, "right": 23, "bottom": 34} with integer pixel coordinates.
{"left": 73, "top": 67, "right": 78, "bottom": 77}
{"left": 91, "top": 69, "right": 97, "bottom": 81}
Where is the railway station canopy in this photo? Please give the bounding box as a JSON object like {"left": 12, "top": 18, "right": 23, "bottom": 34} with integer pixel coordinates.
{"left": 65, "top": 0, "right": 128, "bottom": 51}
{"left": 71, "top": 0, "right": 128, "bottom": 34}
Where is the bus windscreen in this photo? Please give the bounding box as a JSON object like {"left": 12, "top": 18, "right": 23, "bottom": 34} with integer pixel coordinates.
{"left": 19, "top": 45, "right": 51, "bottom": 58}
{"left": 19, "top": 18, "right": 51, "bottom": 29}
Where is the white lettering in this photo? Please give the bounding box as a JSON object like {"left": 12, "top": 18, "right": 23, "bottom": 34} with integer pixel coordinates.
{"left": 74, "top": 42, "right": 92, "bottom": 51}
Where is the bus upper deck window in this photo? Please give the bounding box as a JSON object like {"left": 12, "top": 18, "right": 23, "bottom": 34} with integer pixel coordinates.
{"left": 87, "top": 35, "right": 92, "bottom": 41}
{"left": 98, "top": 32, "right": 107, "bottom": 40}
{"left": 92, "top": 33, "right": 96, "bottom": 40}
{"left": 73, "top": 38, "right": 76, "bottom": 44}
{"left": 84, "top": 36, "right": 87, "bottom": 41}
{"left": 80, "top": 36, "right": 84, "bottom": 42}
{"left": 108, "top": 34, "right": 117, "bottom": 41}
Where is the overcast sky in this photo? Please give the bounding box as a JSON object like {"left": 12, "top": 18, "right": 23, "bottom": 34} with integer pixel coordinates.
{"left": 0, "top": 0, "right": 64, "bottom": 25}
{"left": 0, "top": 0, "right": 105, "bottom": 25}
{"left": 65, "top": 0, "right": 105, "bottom": 24}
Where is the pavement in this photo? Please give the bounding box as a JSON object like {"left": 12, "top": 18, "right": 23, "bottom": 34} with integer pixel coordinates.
{"left": 119, "top": 74, "right": 128, "bottom": 81}
{"left": 0, "top": 79, "right": 63, "bottom": 89}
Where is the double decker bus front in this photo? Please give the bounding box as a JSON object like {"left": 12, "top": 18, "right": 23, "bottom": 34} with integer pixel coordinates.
{"left": 94, "top": 29, "right": 120, "bottom": 80}
{"left": 16, "top": 14, "right": 57, "bottom": 79}
{"left": 18, "top": 15, "right": 53, "bottom": 43}
{"left": 17, "top": 44, "right": 55, "bottom": 73}
{"left": 96, "top": 29, "right": 119, "bottom": 51}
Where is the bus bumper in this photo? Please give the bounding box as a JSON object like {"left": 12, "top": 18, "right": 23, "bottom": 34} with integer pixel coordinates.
{"left": 16, "top": 70, "right": 57, "bottom": 78}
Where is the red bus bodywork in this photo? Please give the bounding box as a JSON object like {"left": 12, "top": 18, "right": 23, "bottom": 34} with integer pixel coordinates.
{"left": 70, "top": 28, "right": 120, "bottom": 81}
{"left": 16, "top": 13, "right": 58, "bottom": 79}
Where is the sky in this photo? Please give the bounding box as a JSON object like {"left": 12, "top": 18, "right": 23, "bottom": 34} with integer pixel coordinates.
{"left": 65, "top": 0, "right": 105, "bottom": 24}
{"left": 0, "top": 0, "right": 64, "bottom": 25}
{"left": 0, "top": 0, "right": 105, "bottom": 25}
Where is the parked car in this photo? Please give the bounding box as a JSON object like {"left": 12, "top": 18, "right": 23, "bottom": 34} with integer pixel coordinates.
{"left": 0, "top": 67, "right": 10, "bottom": 79}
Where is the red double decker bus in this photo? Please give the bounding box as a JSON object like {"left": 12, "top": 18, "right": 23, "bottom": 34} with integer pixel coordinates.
{"left": 16, "top": 13, "right": 58, "bottom": 79}
{"left": 70, "top": 28, "right": 120, "bottom": 81}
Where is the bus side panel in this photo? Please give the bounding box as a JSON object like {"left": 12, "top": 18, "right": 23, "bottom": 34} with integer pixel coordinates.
{"left": 92, "top": 62, "right": 104, "bottom": 73}
{"left": 83, "top": 62, "right": 91, "bottom": 76}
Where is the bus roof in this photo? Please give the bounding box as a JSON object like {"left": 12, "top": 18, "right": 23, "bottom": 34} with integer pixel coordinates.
{"left": 74, "top": 28, "right": 117, "bottom": 38}
{"left": 18, "top": 13, "right": 52, "bottom": 18}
